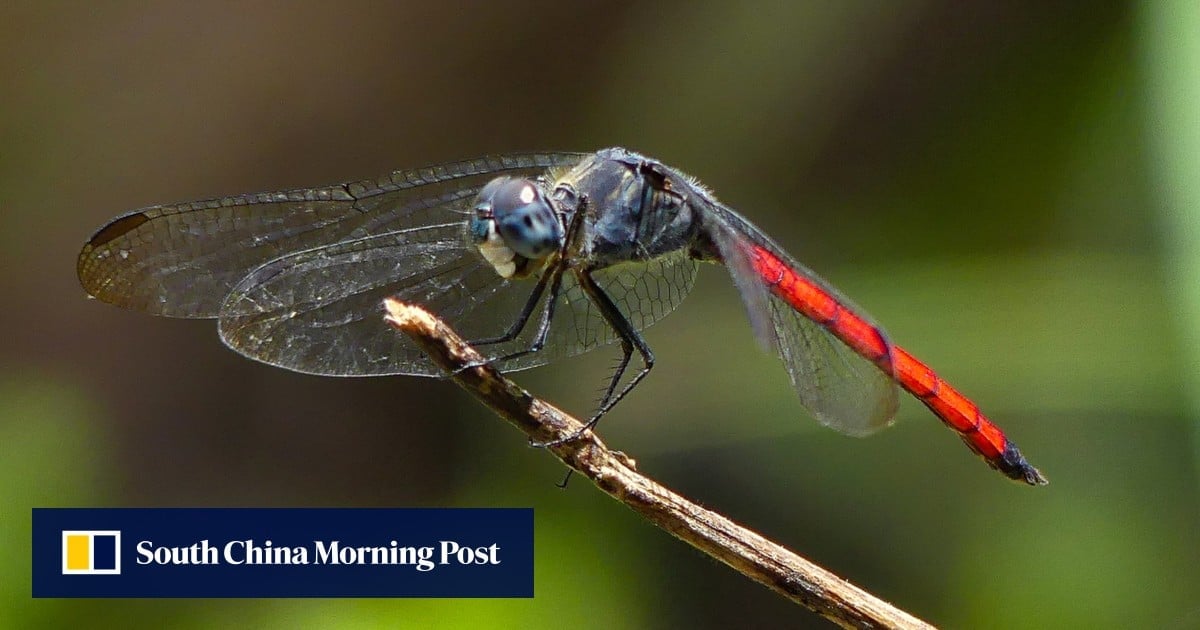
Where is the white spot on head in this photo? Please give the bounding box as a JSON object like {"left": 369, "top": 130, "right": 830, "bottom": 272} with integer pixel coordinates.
{"left": 476, "top": 222, "right": 518, "bottom": 278}
{"left": 519, "top": 184, "right": 536, "bottom": 205}
{"left": 480, "top": 240, "right": 513, "bottom": 264}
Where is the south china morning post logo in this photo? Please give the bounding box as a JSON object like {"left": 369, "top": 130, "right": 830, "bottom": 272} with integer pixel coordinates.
{"left": 33, "top": 508, "right": 533, "bottom": 597}
{"left": 135, "top": 537, "right": 499, "bottom": 572}
{"left": 61, "top": 530, "right": 121, "bottom": 575}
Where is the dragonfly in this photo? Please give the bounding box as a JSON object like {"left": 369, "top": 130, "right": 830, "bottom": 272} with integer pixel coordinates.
{"left": 77, "top": 147, "right": 1046, "bottom": 485}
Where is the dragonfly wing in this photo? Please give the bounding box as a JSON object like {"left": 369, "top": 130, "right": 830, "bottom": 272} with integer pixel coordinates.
{"left": 705, "top": 219, "right": 778, "bottom": 353}
{"left": 77, "top": 153, "right": 585, "bottom": 318}
{"left": 766, "top": 293, "right": 899, "bottom": 436}
{"left": 217, "top": 230, "right": 700, "bottom": 376}
{"left": 708, "top": 204, "right": 899, "bottom": 436}
{"left": 218, "top": 223, "right": 553, "bottom": 376}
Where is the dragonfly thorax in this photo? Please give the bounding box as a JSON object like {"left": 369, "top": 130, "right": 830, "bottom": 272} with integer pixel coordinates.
{"left": 469, "top": 177, "right": 564, "bottom": 278}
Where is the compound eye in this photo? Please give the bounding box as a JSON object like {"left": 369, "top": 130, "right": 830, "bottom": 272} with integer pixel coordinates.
{"left": 491, "top": 179, "right": 563, "bottom": 259}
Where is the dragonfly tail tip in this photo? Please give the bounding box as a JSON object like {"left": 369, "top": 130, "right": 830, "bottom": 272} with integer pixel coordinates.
{"left": 998, "top": 440, "right": 1047, "bottom": 486}
{"left": 1022, "top": 466, "right": 1049, "bottom": 486}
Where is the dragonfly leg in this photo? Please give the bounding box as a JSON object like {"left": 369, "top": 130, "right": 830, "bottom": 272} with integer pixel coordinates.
{"left": 468, "top": 267, "right": 553, "bottom": 347}
{"left": 534, "top": 267, "right": 654, "bottom": 448}
{"left": 599, "top": 338, "right": 634, "bottom": 413}
{"left": 451, "top": 265, "right": 561, "bottom": 375}
{"left": 480, "top": 263, "right": 566, "bottom": 366}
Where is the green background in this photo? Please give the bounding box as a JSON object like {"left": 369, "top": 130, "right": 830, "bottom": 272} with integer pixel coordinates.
{"left": 3, "top": 1, "right": 1198, "bottom": 628}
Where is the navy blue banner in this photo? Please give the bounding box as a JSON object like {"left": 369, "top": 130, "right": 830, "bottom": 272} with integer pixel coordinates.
{"left": 33, "top": 508, "right": 533, "bottom": 597}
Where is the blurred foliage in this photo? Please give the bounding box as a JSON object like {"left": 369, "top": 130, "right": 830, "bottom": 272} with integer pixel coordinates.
{"left": 2, "top": 1, "right": 1199, "bottom": 628}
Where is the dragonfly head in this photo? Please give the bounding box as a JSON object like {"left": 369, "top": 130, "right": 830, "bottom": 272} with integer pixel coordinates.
{"left": 470, "top": 177, "right": 563, "bottom": 278}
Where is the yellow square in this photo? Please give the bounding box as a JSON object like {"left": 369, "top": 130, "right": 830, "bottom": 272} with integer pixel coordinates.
{"left": 65, "top": 534, "right": 90, "bottom": 570}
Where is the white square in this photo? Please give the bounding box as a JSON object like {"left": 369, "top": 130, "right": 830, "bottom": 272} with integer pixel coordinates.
{"left": 61, "top": 530, "right": 122, "bottom": 575}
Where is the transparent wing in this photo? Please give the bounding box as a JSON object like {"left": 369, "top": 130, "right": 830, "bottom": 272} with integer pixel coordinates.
{"left": 708, "top": 203, "right": 899, "bottom": 436}
{"left": 77, "top": 152, "right": 585, "bottom": 318}
{"left": 218, "top": 227, "right": 699, "bottom": 377}
{"left": 766, "top": 294, "right": 898, "bottom": 436}
{"left": 219, "top": 223, "right": 519, "bottom": 376}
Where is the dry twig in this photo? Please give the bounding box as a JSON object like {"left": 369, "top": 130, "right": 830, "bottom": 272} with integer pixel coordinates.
{"left": 383, "top": 299, "right": 935, "bottom": 630}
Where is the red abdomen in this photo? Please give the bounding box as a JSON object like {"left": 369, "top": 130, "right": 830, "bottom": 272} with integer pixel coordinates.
{"left": 748, "top": 244, "right": 1046, "bottom": 485}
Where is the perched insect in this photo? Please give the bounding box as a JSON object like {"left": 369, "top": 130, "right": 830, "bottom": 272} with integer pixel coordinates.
{"left": 78, "top": 148, "right": 1046, "bottom": 485}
